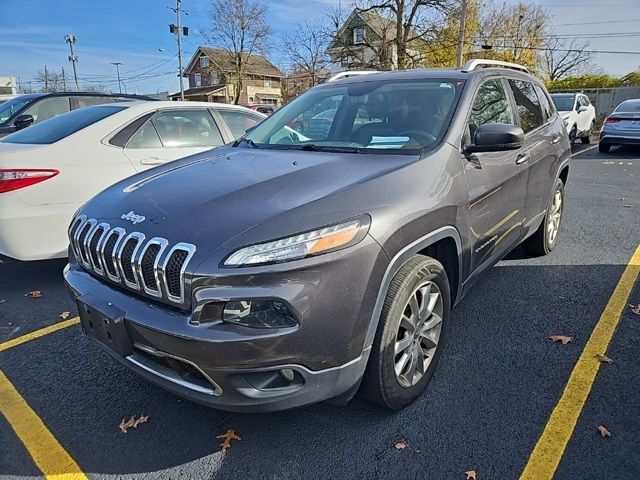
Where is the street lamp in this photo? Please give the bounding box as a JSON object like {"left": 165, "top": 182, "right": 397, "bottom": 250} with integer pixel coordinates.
{"left": 111, "top": 62, "right": 123, "bottom": 94}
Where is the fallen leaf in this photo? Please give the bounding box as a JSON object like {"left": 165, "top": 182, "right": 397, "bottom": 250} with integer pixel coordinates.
{"left": 595, "top": 353, "right": 613, "bottom": 364}
{"left": 394, "top": 441, "right": 407, "bottom": 450}
{"left": 24, "top": 290, "right": 43, "bottom": 298}
{"left": 216, "top": 429, "right": 241, "bottom": 452}
{"left": 623, "top": 204, "right": 633, "bottom": 208}
{"left": 549, "top": 335, "right": 573, "bottom": 345}
{"left": 119, "top": 416, "right": 136, "bottom": 433}
{"left": 0, "top": 299, "right": 6, "bottom": 304}
{"left": 58, "top": 311, "right": 71, "bottom": 320}
{"left": 132, "top": 414, "right": 149, "bottom": 429}
{"left": 597, "top": 425, "right": 611, "bottom": 438}
{"left": 630, "top": 304, "right": 640, "bottom": 315}
{"left": 119, "top": 414, "right": 149, "bottom": 433}
{"left": 602, "top": 160, "right": 615, "bottom": 165}
{"left": 465, "top": 470, "right": 477, "bottom": 480}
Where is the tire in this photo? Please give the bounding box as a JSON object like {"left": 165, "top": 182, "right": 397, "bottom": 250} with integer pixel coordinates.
{"left": 599, "top": 142, "right": 610, "bottom": 153}
{"left": 581, "top": 121, "right": 595, "bottom": 144}
{"left": 359, "top": 255, "right": 450, "bottom": 410}
{"left": 523, "top": 179, "right": 565, "bottom": 256}
{"left": 569, "top": 126, "right": 577, "bottom": 147}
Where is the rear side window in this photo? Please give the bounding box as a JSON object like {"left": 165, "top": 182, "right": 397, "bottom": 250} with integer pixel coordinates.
{"left": 126, "top": 120, "right": 163, "bottom": 149}
{"left": 218, "top": 109, "right": 263, "bottom": 138}
{"left": 534, "top": 84, "right": 555, "bottom": 121}
{"left": 150, "top": 109, "right": 224, "bottom": 147}
{"left": 22, "top": 97, "right": 71, "bottom": 124}
{"left": 0, "top": 105, "right": 126, "bottom": 144}
{"left": 508, "top": 80, "right": 544, "bottom": 133}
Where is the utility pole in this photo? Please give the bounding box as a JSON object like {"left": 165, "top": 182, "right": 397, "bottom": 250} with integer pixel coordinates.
{"left": 111, "top": 62, "right": 123, "bottom": 93}
{"left": 61, "top": 67, "right": 68, "bottom": 90}
{"left": 65, "top": 34, "right": 80, "bottom": 91}
{"left": 456, "top": 0, "right": 467, "bottom": 68}
{"left": 169, "top": 0, "right": 188, "bottom": 101}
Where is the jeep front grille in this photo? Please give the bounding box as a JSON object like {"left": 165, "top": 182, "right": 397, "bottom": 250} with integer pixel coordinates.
{"left": 69, "top": 216, "right": 196, "bottom": 306}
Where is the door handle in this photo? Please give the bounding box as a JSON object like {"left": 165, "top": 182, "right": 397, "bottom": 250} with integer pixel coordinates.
{"left": 515, "top": 153, "right": 530, "bottom": 165}
{"left": 551, "top": 134, "right": 561, "bottom": 144}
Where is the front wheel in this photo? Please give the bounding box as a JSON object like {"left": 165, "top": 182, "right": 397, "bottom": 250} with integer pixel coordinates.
{"left": 569, "top": 126, "right": 577, "bottom": 147}
{"left": 581, "top": 121, "right": 595, "bottom": 144}
{"left": 359, "top": 255, "right": 450, "bottom": 410}
{"left": 523, "top": 180, "right": 565, "bottom": 256}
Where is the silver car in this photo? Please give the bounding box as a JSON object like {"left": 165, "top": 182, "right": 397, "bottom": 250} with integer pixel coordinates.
{"left": 599, "top": 98, "right": 640, "bottom": 153}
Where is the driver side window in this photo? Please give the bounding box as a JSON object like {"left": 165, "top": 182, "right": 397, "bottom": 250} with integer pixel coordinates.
{"left": 467, "top": 79, "right": 514, "bottom": 144}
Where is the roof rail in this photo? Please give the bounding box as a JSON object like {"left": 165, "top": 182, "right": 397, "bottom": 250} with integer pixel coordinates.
{"left": 327, "top": 71, "right": 380, "bottom": 82}
{"left": 461, "top": 59, "right": 529, "bottom": 73}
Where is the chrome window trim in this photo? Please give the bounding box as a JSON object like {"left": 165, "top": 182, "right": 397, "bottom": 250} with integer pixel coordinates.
{"left": 136, "top": 237, "right": 169, "bottom": 298}
{"left": 101, "top": 227, "right": 126, "bottom": 282}
{"left": 79, "top": 219, "right": 97, "bottom": 269}
{"left": 159, "top": 242, "right": 196, "bottom": 304}
{"left": 87, "top": 222, "right": 110, "bottom": 275}
{"left": 116, "top": 232, "right": 145, "bottom": 290}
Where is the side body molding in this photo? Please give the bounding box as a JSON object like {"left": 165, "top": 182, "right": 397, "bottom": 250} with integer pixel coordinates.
{"left": 363, "top": 226, "right": 463, "bottom": 350}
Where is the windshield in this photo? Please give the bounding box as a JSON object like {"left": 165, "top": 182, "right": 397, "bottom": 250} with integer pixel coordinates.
{"left": 615, "top": 100, "right": 640, "bottom": 112}
{"left": 550, "top": 95, "right": 575, "bottom": 112}
{"left": 0, "top": 105, "right": 126, "bottom": 144}
{"left": 242, "top": 78, "right": 463, "bottom": 154}
{"left": 0, "top": 96, "right": 35, "bottom": 124}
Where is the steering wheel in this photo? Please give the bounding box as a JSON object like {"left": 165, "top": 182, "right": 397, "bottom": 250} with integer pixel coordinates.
{"left": 398, "top": 130, "right": 437, "bottom": 145}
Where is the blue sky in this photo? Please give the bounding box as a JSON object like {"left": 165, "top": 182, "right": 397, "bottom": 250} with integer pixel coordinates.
{"left": 1, "top": 0, "right": 638, "bottom": 95}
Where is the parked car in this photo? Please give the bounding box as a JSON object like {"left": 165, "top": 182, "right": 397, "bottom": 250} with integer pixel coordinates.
{"left": 64, "top": 60, "right": 570, "bottom": 412}
{"left": 599, "top": 98, "right": 640, "bottom": 153}
{"left": 550, "top": 92, "right": 596, "bottom": 145}
{"left": 0, "top": 92, "right": 155, "bottom": 138}
{"left": 245, "top": 103, "right": 276, "bottom": 115}
{"left": 0, "top": 101, "right": 265, "bottom": 261}
{"left": 0, "top": 93, "right": 23, "bottom": 105}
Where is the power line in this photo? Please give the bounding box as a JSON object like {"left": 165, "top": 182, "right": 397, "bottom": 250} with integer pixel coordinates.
{"left": 554, "top": 18, "right": 640, "bottom": 26}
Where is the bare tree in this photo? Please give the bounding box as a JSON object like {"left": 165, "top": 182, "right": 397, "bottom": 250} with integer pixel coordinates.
{"left": 84, "top": 84, "right": 107, "bottom": 93}
{"left": 36, "top": 70, "right": 64, "bottom": 92}
{"left": 541, "top": 37, "right": 595, "bottom": 81}
{"left": 202, "top": 0, "right": 271, "bottom": 104}
{"left": 354, "top": 0, "right": 453, "bottom": 69}
{"left": 282, "top": 21, "right": 329, "bottom": 87}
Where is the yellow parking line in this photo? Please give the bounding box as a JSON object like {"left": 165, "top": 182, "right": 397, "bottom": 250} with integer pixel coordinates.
{"left": 0, "top": 317, "right": 79, "bottom": 353}
{"left": 520, "top": 244, "right": 640, "bottom": 480}
{"left": 0, "top": 369, "right": 88, "bottom": 479}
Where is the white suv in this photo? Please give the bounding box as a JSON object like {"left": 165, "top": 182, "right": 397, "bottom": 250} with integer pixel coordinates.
{"left": 550, "top": 93, "right": 597, "bottom": 145}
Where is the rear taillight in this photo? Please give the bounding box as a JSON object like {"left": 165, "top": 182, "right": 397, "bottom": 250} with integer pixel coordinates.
{"left": 604, "top": 117, "right": 620, "bottom": 124}
{"left": 0, "top": 169, "right": 60, "bottom": 193}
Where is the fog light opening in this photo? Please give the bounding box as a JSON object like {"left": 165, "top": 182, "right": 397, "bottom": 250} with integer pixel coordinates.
{"left": 222, "top": 300, "right": 298, "bottom": 329}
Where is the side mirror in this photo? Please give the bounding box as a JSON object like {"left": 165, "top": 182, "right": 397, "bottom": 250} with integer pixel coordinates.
{"left": 464, "top": 123, "right": 524, "bottom": 154}
{"left": 14, "top": 114, "right": 35, "bottom": 130}
{"left": 578, "top": 105, "right": 588, "bottom": 113}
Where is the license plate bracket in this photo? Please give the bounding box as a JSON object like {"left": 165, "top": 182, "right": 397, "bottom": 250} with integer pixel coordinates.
{"left": 77, "top": 293, "right": 132, "bottom": 356}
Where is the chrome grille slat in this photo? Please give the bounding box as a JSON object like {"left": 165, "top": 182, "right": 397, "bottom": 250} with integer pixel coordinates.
{"left": 68, "top": 215, "right": 195, "bottom": 306}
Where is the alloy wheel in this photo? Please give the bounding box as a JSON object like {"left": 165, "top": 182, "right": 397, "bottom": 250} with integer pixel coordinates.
{"left": 547, "top": 188, "right": 563, "bottom": 245}
{"left": 394, "top": 281, "right": 443, "bottom": 388}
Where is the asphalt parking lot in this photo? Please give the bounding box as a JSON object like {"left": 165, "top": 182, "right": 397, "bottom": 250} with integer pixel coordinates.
{"left": 1, "top": 143, "right": 639, "bottom": 480}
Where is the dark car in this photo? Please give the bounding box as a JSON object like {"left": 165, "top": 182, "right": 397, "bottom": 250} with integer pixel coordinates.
{"left": 599, "top": 98, "right": 640, "bottom": 152}
{"left": 64, "top": 60, "right": 570, "bottom": 412}
{"left": 245, "top": 103, "right": 276, "bottom": 115}
{"left": 0, "top": 92, "right": 154, "bottom": 138}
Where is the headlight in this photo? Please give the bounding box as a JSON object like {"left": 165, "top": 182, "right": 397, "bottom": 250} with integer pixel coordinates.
{"left": 224, "top": 217, "right": 368, "bottom": 266}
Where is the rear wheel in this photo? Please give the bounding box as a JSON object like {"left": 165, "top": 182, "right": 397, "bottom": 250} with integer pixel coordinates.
{"left": 523, "top": 180, "right": 565, "bottom": 256}
{"left": 581, "top": 121, "right": 595, "bottom": 144}
{"left": 360, "top": 255, "right": 450, "bottom": 410}
{"left": 599, "top": 141, "right": 610, "bottom": 153}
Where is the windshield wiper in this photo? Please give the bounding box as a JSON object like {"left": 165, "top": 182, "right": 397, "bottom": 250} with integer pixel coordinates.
{"left": 300, "top": 144, "right": 319, "bottom": 151}
{"left": 233, "top": 137, "right": 260, "bottom": 148}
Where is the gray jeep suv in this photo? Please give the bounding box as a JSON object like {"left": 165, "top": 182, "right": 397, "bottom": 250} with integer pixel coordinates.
{"left": 64, "top": 60, "right": 570, "bottom": 412}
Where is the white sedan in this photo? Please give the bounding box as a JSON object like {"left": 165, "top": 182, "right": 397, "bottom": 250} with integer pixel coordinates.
{"left": 0, "top": 101, "right": 266, "bottom": 261}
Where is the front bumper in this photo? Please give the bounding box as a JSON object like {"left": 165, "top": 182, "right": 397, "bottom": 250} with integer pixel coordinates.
{"left": 64, "top": 235, "right": 386, "bottom": 412}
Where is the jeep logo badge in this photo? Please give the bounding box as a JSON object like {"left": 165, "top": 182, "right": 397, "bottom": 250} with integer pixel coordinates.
{"left": 121, "top": 211, "right": 146, "bottom": 225}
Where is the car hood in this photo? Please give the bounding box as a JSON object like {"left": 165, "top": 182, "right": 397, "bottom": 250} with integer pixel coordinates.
{"left": 79, "top": 146, "right": 419, "bottom": 254}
